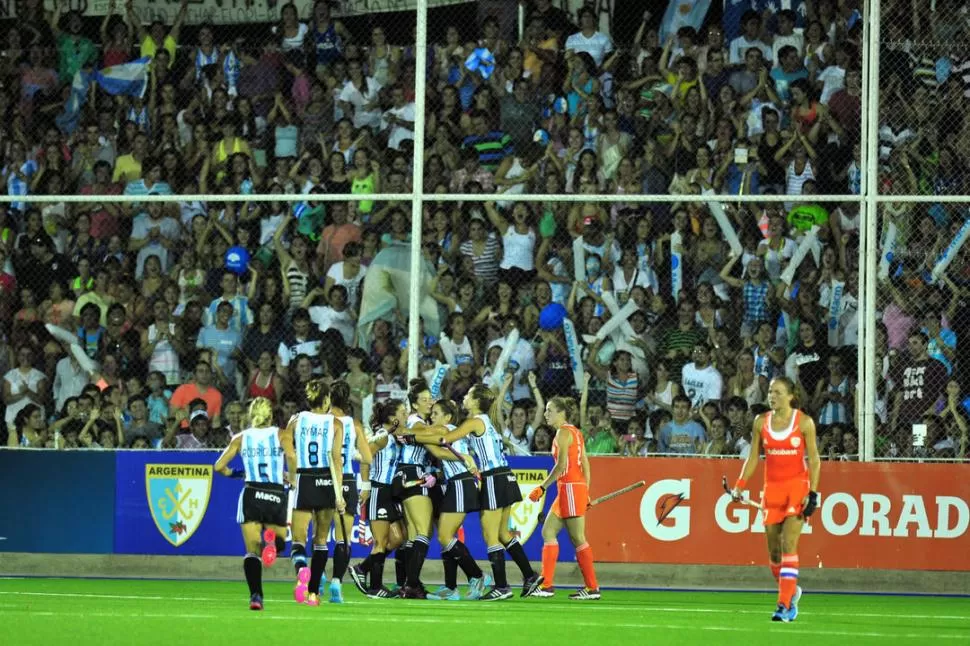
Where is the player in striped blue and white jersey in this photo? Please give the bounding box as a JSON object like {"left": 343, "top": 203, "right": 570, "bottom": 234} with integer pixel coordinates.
{"left": 215, "top": 397, "right": 296, "bottom": 611}
{"left": 350, "top": 399, "right": 409, "bottom": 598}
{"left": 423, "top": 399, "right": 490, "bottom": 601}
{"left": 324, "top": 381, "right": 373, "bottom": 603}
{"left": 286, "top": 379, "right": 347, "bottom": 607}
{"left": 443, "top": 383, "right": 543, "bottom": 601}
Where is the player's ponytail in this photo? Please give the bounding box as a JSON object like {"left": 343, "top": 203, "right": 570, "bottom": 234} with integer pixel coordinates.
{"left": 305, "top": 378, "right": 331, "bottom": 409}
{"left": 550, "top": 396, "right": 578, "bottom": 423}
{"left": 330, "top": 379, "right": 352, "bottom": 413}
{"left": 249, "top": 397, "right": 274, "bottom": 428}
{"left": 371, "top": 398, "right": 403, "bottom": 430}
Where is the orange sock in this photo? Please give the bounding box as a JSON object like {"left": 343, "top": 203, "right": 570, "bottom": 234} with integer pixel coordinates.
{"left": 541, "top": 542, "right": 559, "bottom": 588}
{"left": 769, "top": 560, "right": 782, "bottom": 582}
{"left": 779, "top": 554, "right": 799, "bottom": 607}
{"left": 575, "top": 543, "right": 598, "bottom": 591}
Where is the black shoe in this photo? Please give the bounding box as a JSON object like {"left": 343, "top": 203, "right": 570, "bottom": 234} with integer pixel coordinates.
{"left": 480, "top": 586, "right": 514, "bottom": 601}
{"left": 348, "top": 564, "right": 368, "bottom": 595}
{"left": 366, "top": 586, "right": 395, "bottom": 599}
{"left": 521, "top": 573, "right": 544, "bottom": 598}
{"left": 401, "top": 585, "right": 427, "bottom": 600}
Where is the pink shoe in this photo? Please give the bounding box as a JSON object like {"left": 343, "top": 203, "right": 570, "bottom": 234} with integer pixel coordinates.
{"left": 297, "top": 566, "right": 311, "bottom": 586}
{"left": 306, "top": 593, "right": 320, "bottom": 606}
{"left": 261, "top": 529, "right": 278, "bottom": 567}
{"left": 294, "top": 584, "right": 309, "bottom": 603}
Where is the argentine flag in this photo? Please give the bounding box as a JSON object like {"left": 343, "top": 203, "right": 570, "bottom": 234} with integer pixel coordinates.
{"left": 95, "top": 57, "right": 151, "bottom": 98}
{"left": 659, "top": 0, "right": 713, "bottom": 44}
{"left": 56, "top": 57, "right": 151, "bottom": 135}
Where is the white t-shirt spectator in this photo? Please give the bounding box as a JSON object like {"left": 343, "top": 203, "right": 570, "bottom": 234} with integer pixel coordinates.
{"left": 817, "top": 64, "right": 846, "bottom": 104}
{"left": 681, "top": 362, "right": 724, "bottom": 408}
{"left": 309, "top": 305, "right": 355, "bottom": 346}
{"left": 564, "top": 31, "right": 614, "bottom": 68}
{"left": 325, "top": 262, "right": 367, "bottom": 311}
{"left": 729, "top": 36, "right": 773, "bottom": 65}
{"left": 338, "top": 78, "right": 383, "bottom": 131}
{"left": 382, "top": 103, "right": 416, "bottom": 150}
{"left": 3, "top": 367, "right": 46, "bottom": 427}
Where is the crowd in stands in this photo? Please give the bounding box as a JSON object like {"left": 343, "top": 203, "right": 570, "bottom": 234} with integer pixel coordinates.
{"left": 0, "top": 0, "right": 967, "bottom": 460}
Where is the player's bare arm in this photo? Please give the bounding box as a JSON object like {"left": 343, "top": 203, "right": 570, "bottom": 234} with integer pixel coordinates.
{"left": 733, "top": 414, "right": 764, "bottom": 498}
{"left": 331, "top": 418, "right": 346, "bottom": 513}
{"left": 539, "top": 427, "right": 572, "bottom": 490}
{"left": 354, "top": 420, "right": 373, "bottom": 464}
{"left": 801, "top": 414, "right": 821, "bottom": 495}
{"left": 214, "top": 434, "right": 242, "bottom": 477}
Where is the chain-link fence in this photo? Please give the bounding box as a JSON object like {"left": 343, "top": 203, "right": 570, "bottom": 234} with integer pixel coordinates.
{"left": 0, "top": 1, "right": 964, "bottom": 462}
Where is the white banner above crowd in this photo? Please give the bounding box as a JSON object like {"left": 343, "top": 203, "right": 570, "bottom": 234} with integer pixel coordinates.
{"left": 4, "top": 0, "right": 470, "bottom": 26}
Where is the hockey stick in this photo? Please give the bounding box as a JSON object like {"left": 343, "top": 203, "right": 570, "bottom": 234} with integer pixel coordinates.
{"left": 722, "top": 476, "right": 762, "bottom": 508}
{"left": 589, "top": 480, "right": 647, "bottom": 507}
{"left": 537, "top": 480, "right": 648, "bottom": 524}
{"left": 441, "top": 441, "right": 481, "bottom": 481}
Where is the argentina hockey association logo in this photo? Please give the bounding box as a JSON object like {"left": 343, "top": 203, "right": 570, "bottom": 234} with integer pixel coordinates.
{"left": 509, "top": 469, "right": 547, "bottom": 543}
{"left": 146, "top": 464, "right": 213, "bottom": 546}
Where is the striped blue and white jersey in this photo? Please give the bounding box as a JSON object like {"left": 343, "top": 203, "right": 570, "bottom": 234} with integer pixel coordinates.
{"left": 240, "top": 426, "right": 285, "bottom": 485}
{"left": 339, "top": 415, "right": 357, "bottom": 475}
{"left": 398, "top": 413, "right": 429, "bottom": 465}
{"left": 370, "top": 429, "right": 398, "bottom": 485}
{"left": 294, "top": 411, "right": 336, "bottom": 470}
{"left": 441, "top": 425, "right": 472, "bottom": 481}
{"left": 469, "top": 414, "right": 508, "bottom": 472}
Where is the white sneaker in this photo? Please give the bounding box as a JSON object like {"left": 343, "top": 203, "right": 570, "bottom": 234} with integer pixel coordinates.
{"left": 529, "top": 587, "right": 555, "bottom": 598}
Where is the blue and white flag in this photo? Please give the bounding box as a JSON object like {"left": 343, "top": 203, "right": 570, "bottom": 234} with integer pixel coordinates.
{"left": 95, "top": 57, "right": 151, "bottom": 98}
{"left": 55, "top": 68, "right": 92, "bottom": 135}
{"left": 659, "top": 0, "right": 713, "bottom": 44}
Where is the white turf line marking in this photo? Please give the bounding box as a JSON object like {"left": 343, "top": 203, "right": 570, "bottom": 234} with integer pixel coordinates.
{"left": 1, "top": 609, "right": 966, "bottom": 640}
{"left": 0, "top": 591, "right": 968, "bottom": 622}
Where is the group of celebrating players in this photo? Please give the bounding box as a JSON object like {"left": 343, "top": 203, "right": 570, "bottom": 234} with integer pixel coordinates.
{"left": 214, "top": 375, "right": 600, "bottom": 609}
{"left": 215, "top": 374, "right": 820, "bottom": 624}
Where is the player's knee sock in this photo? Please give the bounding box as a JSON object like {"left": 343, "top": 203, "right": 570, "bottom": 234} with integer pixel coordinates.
{"left": 443, "top": 553, "right": 459, "bottom": 590}
{"left": 503, "top": 537, "right": 534, "bottom": 577}
{"left": 291, "top": 543, "right": 308, "bottom": 575}
{"left": 541, "top": 541, "right": 559, "bottom": 588}
{"left": 275, "top": 535, "right": 286, "bottom": 554}
{"left": 370, "top": 552, "right": 387, "bottom": 590}
{"left": 395, "top": 545, "right": 411, "bottom": 587}
{"left": 406, "top": 535, "right": 430, "bottom": 587}
{"left": 308, "top": 544, "right": 328, "bottom": 594}
{"left": 487, "top": 544, "right": 508, "bottom": 588}
{"left": 575, "top": 543, "right": 599, "bottom": 590}
{"left": 450, "top": 538, "right": 484, "bottom": 579}
{"left": 769, "top": 559, "right": 782, "bottom": 582}
{"left": 779, "top": 554, "right": 799, "bottom": 607}
{"left": 244, "top": 553, "right": 262, "bottom": 596}
{"left": 358, "top": 553, "right": 374, "bottom": 572}
{"left": 332, "top": 542, "right": 350, "bottom": 582}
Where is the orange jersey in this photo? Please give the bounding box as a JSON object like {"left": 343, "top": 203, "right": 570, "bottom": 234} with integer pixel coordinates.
{"left": 553, "top": 424, "right": 585, "bottom": 484}
{"left": 761, "top": 410, "right": 809, "bottom": 484}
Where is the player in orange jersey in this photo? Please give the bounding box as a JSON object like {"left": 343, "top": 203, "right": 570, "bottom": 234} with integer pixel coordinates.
{"left": 731, "top": 377, "right": 821, "bottom": 623}
{"left": 527, "top": 391, "right": 599, "bottom": 600}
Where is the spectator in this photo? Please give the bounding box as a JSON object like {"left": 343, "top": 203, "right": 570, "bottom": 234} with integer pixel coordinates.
{"left": 4, "top": 345, "right": 48, "bottom": 434}
{"left": 169, "top": 361, "right": 223, "bottom": 429}
{"left": 681, "top": 342, "right": 724, "bottom": 409}
{"left": 890, "top": 332, "right": 948, "bottom": 438}
{"left": 657, "top": 395, "right": 707, "bottom": 454}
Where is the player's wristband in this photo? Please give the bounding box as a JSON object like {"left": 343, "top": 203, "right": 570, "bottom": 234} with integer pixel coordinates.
{"left": 360, "top": 483, "right": 371, "bottom": 492}
{"left": 734, "top": 478, "right": 747, "bottom": 490}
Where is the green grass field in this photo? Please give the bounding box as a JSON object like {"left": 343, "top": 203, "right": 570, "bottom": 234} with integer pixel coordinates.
{"left": 1, "top": 578, "right": 967, "bottom": 645}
